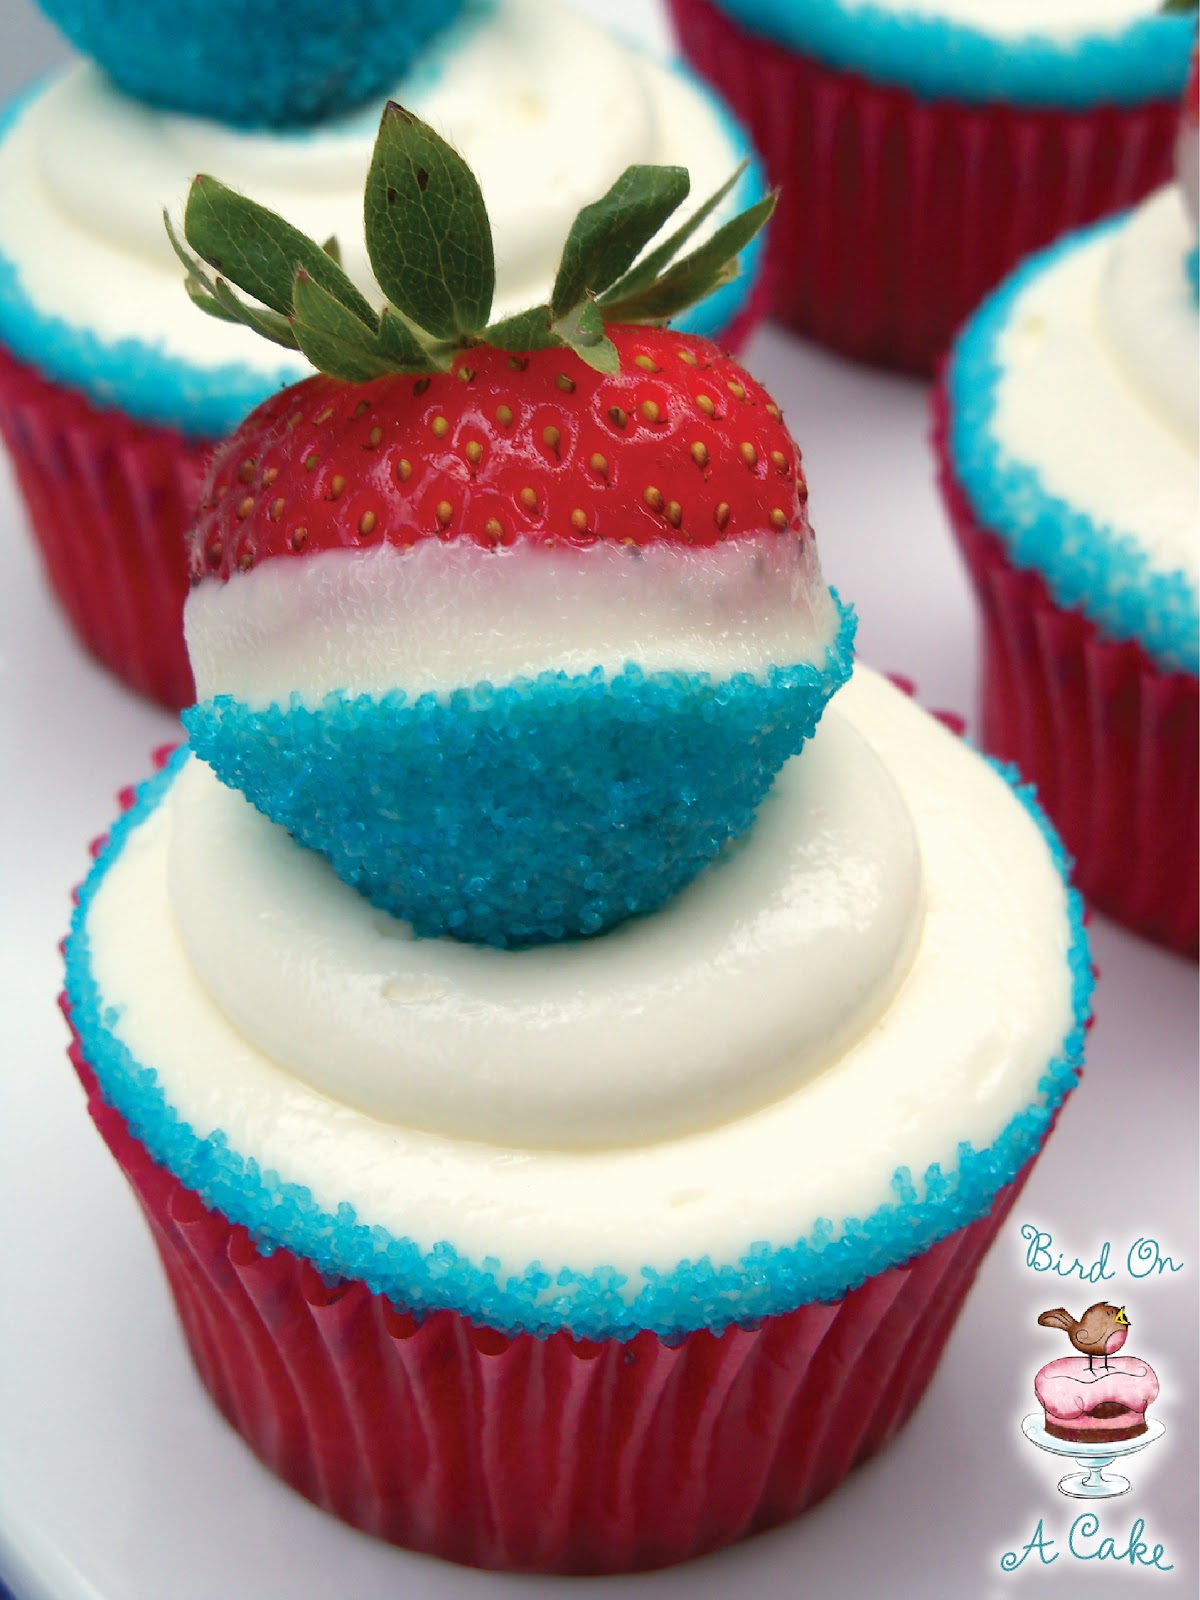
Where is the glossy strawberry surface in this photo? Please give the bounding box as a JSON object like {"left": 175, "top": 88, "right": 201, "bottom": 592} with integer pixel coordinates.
{"left": 190, "top": 328, "right": 809, "bottom": 584}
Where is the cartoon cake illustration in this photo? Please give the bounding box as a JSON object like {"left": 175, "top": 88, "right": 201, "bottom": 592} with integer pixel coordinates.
{"left": 1035, "top": 1305, "right": 1159, "bottom": 1444}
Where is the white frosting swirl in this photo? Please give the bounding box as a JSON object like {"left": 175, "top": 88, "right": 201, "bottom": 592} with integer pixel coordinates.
{"left": 0, "top": 0, "right": 748, "bottom": 386}
{"left": 990, "top": 188, "right": 1199, "bottom": 597}
{"left": 185, "top": 535, "right": 841, "bottom": 706}
{"left": 166, "top": 719, "right": 922, "bottom": 1148}
{"left": 82, "top": 668, "right": 1077, "bottom": 1278}
{"left": 1100, "top": 188, "right": 1198, "bottom": 449}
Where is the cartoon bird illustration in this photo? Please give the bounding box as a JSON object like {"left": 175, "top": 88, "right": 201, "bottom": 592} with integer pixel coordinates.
{"left": 1037, "top": 1303, "right": 1130, "bottom": 1372}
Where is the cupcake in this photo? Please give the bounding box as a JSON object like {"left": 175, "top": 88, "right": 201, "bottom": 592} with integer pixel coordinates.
{"left": 667, "top": 0, "right": 1193, "bottom": 372}
{"left": 935, "top": 75, "right": 1198, "bottom": 956}
{"left": 0, "top": 0, "right": 768, "bottom": 709}
{"left": 61, "top": 113, "right": 1092, "bottom": 1574}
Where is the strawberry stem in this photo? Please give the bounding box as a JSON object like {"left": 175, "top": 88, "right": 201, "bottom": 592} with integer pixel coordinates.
{"left": 169, "top": 103, "right": 777, "bottom": 378}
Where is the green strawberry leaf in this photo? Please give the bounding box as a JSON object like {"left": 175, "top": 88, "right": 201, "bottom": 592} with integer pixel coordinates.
{"left": 184, "top": 176, "right": 376, "bottom": 328}
{"left": 1159, "top": 1, "right": 1197, "bottom": 13}
{"left": 600, "top": 191, "right": 776, "bottom": 322}
{"left": 598, "top": 163, "right": 748, "bottom": 307}
{"left": 170, "top": 98, "right": 773, "bottom": 378}
{"left": 550, "top": 165, "right": 689, "bottom": 319}
{"left": 551, "top": 297, "right": 618, "bottom": 374}
{"left": 208, "top": 278, "right": 298, "bottom": 348}
{"left": 364, "top": 102, "right": 495, "bottom": 342}
{"left": 377, "top": 306, "right": 441, "bottom": 371}
{"left": 290, "top": 271, "right": 397, "bottom": 382}
{"left": 182, "top": 275, "right": 239, "bottom": 323}
{"left": 166, "top": 210, "right": 299, "bottom": 348}
{"left": 485, "top": 304, "right": 559, "bottom": 351}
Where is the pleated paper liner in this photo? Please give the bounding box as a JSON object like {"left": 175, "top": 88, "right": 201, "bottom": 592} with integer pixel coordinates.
{"left": 666, "top": 0, "right": 1180, "bottom": 375}
{"left": 933, "top": 383, "right": 1198, "bottom": 958}
{"left": 0, "top": 343, "right": 206, "bottom": 709}
{"left": 69, "top": 1036, "right": 1044, "bottom": 1575}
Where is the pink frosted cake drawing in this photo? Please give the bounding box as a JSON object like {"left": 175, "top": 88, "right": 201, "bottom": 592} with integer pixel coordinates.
{"left": 1034, "top": 1302, "right": 1160, "bottom": 1443}
{"left": 1034, "top": 1356, "right": 1160, "bottom": 1445}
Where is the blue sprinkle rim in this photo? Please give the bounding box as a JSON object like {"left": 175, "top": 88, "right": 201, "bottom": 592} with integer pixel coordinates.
{"left": 63, "top": 729, "right": 1092, "bottom": 1344}
{"left": 0, "top": 54, "right": 765, "bottom": 437}
{"left": 946, "top": 216, "right": 1200, "bottom": 680}
{"left": 0, "top": 83, "right": 300, "bottom": 439}
{"left": 709, "top": 0, "right": 1192, "bottom": 108}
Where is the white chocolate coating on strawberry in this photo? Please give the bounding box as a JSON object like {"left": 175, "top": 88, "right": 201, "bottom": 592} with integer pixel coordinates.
{"left": 990, "top": 188, "right": 1198, "bottom": 594}
{"left": 80, "top": 668, "right": 1077, "bottom": 1277}
{"left": 184, "top": 535, "right": 842, "bottom": 705}
{"left": 0, "top": 0, "right": 751, "bottom": 401}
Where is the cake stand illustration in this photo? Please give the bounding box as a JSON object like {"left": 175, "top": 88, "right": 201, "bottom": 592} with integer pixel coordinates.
{"left": 1027, "top": 1302, "right": 1163, "bottom": 1497}
{"left": 1020, "top": 1412, "right": 1166, "bottom": 1498}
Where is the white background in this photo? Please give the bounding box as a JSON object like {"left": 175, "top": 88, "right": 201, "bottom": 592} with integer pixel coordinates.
{"left": 0, "top": 2, "right": 1195, "bottom": 1597}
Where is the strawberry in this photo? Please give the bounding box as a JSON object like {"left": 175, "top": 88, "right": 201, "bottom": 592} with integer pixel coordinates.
{"left": 189, "top": 330, "right": 808, "bottom": 579}
{"left": 174, "top": 104, "right": 854, "bottom": 947}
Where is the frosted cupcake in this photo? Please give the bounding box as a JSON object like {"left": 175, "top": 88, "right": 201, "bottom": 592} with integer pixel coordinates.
{"left": 62, "top": 116, "right": 1090, "bottom": 1574}
{"left": 0, "top": 0, "right": 768, "bottom": 707}
{"left": 935, "top": 99, "right": 1198, "bottom": 956}
{"left": 667, "top": 0, "right": 1193, "bottom": 371}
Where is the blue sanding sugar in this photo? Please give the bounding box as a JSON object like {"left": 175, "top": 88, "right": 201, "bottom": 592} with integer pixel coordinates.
{"left": 183, "top": 600, "right": 856, "bottom": 947}
{"left": 709, "top": 0, "right": 1191, "bottom": 109}
{"left": 36, "top": 0, "right": 468, "bottom": 127}
{"left": 63, "top": 746, "right": 1092, "bottom": 1343}
{"left": 947, "top": 218, "right": 1199, "bottom": 679}
{"left": 0, "top": 79, "right": 301, "bottom": 438}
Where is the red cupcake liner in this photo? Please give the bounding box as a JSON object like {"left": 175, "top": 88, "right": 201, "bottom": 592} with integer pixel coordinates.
{"left": 933, "top": 383, "right": 1199, "bottom": 958}
{"left": 667, "top": 0, "right": 1180, "bottom": 374}
{"left": 68, "top": 1037, "right": 1043, "bottom": 1574}
{"left": 0, "top": 343, "right": 211, "bottom": 709}
{"left": 62, "top": 696, "right": 1081, "bottom": 1571}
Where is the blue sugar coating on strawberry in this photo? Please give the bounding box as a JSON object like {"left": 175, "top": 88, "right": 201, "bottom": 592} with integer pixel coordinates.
{"left": 35, "top": 0, "right": 467, "bottom": 127}
{"left": 184, "top": 603, "right": 855, "bottom": 948}
{"left": 710, "top": 0, "right": 1192, "bottom": 108}
{"left": 63, "top": 745, "right": 1092, "bottom": 1342}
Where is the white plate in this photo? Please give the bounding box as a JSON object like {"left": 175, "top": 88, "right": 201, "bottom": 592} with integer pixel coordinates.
{"left": 0, "top": 4, "right": 1196, "bottom": 1597}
